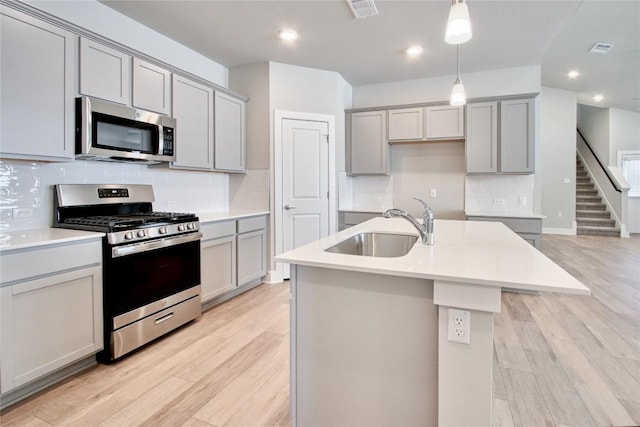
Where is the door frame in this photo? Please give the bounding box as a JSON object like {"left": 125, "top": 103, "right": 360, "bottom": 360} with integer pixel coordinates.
{"left": 272, "top": 110, "right": 336, "bottom": 282}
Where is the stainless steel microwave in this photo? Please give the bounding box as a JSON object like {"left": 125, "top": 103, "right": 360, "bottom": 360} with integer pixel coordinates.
{"left": 76, "top": 96, "right": 176, "bottom": 164}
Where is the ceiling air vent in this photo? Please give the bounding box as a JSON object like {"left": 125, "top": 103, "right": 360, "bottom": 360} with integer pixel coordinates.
{"left": 590, "top": 42, "right": 614, "bottom": 54}
{"left": 347, "top": 0, "right": 379, "bottom": 19}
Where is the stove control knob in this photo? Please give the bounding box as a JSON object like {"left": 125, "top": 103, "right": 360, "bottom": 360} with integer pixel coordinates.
{"left": 137, "top": 230, "right": 146, "bottom": 238}
{"left": 187, "top": 223, "right": 195, "bottom": 230}
{"left": 124, "top": 232, "right": 134, "bottom": 240}
{"left": 178, "top": 224, "right": 186, "bottom": 232}
{"left": 159, "top": 226, "right": 168, "bottom": 235}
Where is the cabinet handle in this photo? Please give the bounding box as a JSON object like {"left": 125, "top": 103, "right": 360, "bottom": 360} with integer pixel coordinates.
{"left": 154, "top": 312, "right": 174, "bottom": 325}
{"left": 284, "top": 204, "right": 297, "bottom": 210}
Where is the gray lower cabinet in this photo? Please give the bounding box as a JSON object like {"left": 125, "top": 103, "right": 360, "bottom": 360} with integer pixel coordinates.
{"left": 0, "top": 240, "right": 103, "bottom": 397}
{"left": 237, "top": 217, "right": 268, "bottom": 287}
{"left": 0, "top": 6, "right": 76, "bottom": 161}
{"left": 200, "top": 215, "right": 267, "bottom": 305}
{"left": 200, "top": 221, "right": 237, "bottom": 302}
{"left": 466, "top": 215, "right": 542, "bottom": 249}
{"left": 347, "top": 111, "right": 389, "bottom": 175}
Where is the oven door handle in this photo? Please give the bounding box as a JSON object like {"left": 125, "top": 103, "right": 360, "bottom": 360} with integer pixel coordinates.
{"left": 111, "top": 232, "right": 202, "bottom": 258}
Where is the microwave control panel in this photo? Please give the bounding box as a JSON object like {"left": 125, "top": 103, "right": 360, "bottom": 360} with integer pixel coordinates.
{"left": 162, "top": 127, "right": 174, "bottom": 156}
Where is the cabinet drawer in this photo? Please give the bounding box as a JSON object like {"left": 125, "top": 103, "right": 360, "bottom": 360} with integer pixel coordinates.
{"left": 238, "top": 216, "right": 267, "bottom": 234}
{"left": 1, "top": 240, "right": 102, "bottom": 285}
{"left": 201, "top": 221, "right": 236, "bottom": 241}
{"left": 467, "top": 216, "right": 542, "bottom": 234}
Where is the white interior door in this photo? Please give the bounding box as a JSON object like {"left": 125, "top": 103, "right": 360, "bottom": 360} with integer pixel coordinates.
{"left": 282, "top": 118, "right": 329, "bottom": 278}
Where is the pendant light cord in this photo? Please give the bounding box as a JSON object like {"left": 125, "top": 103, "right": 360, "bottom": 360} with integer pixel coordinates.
{"left": 456, "top": 44, "right": 461, "bottom": 83}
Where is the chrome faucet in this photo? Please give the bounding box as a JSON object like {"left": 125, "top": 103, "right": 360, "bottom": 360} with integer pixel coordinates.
{"left": 383, "top": 197, "right": 434, "bottom": 245}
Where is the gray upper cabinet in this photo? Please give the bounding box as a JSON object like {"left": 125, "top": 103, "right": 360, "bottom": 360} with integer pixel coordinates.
{"left": 500, "top": 99, "right": 534, "bottom": 173}
{"left": 347, "top": 111, "right": 389, "bottom": 175}
{"left": 132, "top": 58, "right": 171, "bottom": 115}
{"left": 0, "top": 7, "right": 75, "bottom": 161}
{"left": 465, "top": 102, "right": 498, "bottom": 173}
{"left": 214, "top": 91, "right": 246, "bottom": 173}
{"left": 388, "top": 108, "right": 424, "bottom": 141}
{"left": 171, "top": 74, "right": 214, "bottom": 170}
{"left": 465, "top": 98, "right": 534, "bottom": 174}
{"left": 79, "top": 38, "right": 131, "bottom": 105}
{"left": 425, "top": 105, "right": 464, "bottom": 139}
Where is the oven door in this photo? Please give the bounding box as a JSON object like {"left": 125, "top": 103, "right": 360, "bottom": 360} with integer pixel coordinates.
{"left": 103, "top": 233, "right": 201, "bottom": 321}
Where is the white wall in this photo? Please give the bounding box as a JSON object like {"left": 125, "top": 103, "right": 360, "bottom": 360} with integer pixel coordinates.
{"left": 24, "top": 0, "right": 228, "bottom": 86}
{"left": 539, "top": 87, "right": 577, "bottom": 232}
{"left": 610, "top": 109, "right": 640, "bottom": 164}
{"left": 353, "top": 65, "right": 541, "bottom": 108}
{"left": 577, "top": 105, "right": 610, "bottom": 164}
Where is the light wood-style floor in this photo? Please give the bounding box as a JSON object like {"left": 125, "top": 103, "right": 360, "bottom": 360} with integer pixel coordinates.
{"left": 1, "top": 234, "right": 638, "bottom": 427}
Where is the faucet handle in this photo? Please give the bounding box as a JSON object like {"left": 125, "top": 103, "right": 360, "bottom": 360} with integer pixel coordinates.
{"left": 412, "top": 197, "right": 430, "bottom": 209}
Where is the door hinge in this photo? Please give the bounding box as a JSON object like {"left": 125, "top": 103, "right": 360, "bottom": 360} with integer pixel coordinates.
{"left": 327, "top": 191, "right": 330, "bottom": 199}
{"left": 323, "top": 134, "right": 329, "bottom": 143}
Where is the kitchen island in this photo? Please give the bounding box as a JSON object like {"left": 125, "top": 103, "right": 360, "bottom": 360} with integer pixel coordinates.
{"left": 275, "top": 217, "right": 589, "bottom": 427}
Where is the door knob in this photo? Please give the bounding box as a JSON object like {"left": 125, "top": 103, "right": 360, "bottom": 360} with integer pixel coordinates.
{"left": 284, "top": 204, "right": 297, "bottom": 210}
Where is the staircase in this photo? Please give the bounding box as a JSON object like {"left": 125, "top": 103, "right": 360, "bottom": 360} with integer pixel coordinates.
{"left": 576, "top": 156, "right": 620, "bottom": 237}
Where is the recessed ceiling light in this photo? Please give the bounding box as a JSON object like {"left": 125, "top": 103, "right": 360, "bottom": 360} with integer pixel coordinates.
{"left": 593, "top": 94, "right": 604, "bottom": 102}
{"left": 406, "top": 45, "right": 423, "bottom": 57}
{"left": 278, "top": 29, "right": 298, "bottom": 41}
{"left": 568, "top": 70, "right": 579, "bottom": 79}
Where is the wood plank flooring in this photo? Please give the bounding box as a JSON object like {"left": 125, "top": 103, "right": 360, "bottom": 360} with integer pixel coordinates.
{"left": 1, "top": 234, "right": 638, "bottom": 427}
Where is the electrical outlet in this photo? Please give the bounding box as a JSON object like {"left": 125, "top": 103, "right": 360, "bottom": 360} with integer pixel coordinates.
{"left": 167, "top": 201, "right": 177, "bottom": 208}
{"left": 12, "top": 208, "right": 33, "bottom": 218}
{"left": 430, "top": 188, "right": 437, "bottom": 198}
{"left": 448, "top": 308, "right": 470, "bottom": 344}
{"left": 373, "top": 196, "right": 383, "bottom": 202}
{"left": 493, "top": 198, "right": 505, "bottom": 206}
{"left": 518, "top": 196, "right": 527, "bottom": 207}
{"left": 563, "top": 178, "right": 571, "bottom": 184}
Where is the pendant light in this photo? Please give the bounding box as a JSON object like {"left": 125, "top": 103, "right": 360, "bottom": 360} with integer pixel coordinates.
{"left": 445, "top": 0, "right": 472, "bottom": 45}
{"left": 450, "top": 44, "right": 466, "bottom": 106}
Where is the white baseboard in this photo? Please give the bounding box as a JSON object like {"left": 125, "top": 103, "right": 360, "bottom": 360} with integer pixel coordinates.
{"left": 265, "top": 270, "right": 284, "bottom": 284}
{"left": 542, "top": 227, "right": 576, "bottom": 235}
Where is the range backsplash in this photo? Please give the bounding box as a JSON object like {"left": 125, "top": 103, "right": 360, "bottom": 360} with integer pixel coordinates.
{"left": 0, "top": 160, "right": 229, "bottom": 232}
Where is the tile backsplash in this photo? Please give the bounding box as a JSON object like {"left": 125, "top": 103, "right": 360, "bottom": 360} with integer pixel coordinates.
{"left": 465, "top": 175, "right": 535, "bottom": 214}
{"left": 0, "top": 160, "right": 229, "bottom": 232}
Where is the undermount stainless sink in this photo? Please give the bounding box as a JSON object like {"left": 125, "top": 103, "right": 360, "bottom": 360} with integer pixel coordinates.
{"left": 324, "top": 232, "right": 418, "bottom": 258}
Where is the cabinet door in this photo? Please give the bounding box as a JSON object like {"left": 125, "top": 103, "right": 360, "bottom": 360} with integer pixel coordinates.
{"left": 132, "top": 58, "right": 171, "bottom": 115}
{"left": 214, "top": 91, "right": 246, "bottom": 172}
{"left": 79, "top": 38, "right": 131, "bottom": 105}
{"left": 388, "top": 108, "right": 424, "bottom": 141}
{"left": 237, "top": 229, "right": 267, "bottom": 287}
{"left": 201, "top": 235, "right": 237, "bottom": 302}
{"left": 500, "top": 99, "right": 534, "bottom": 173}
{"left": 465, "top": 102, "right": 498, "bottom": 173}
{"left": 171, "top": 75, "right": 214, "bottom": 170}
{"left": 0, "top": 267, "right": 103, "bottom": 393}
{"left": 425, "top": 105, "right": 464, "bottom": 139}
{"left": 0, "top": 7, "right": 75, "bottom": 161}
{"left": 348, "top": 111, "right": 388, "bottom": 175}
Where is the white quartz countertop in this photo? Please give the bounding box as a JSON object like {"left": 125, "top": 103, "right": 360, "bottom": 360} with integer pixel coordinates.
{"left": 465, "top": 210, "right": 547, "bottom": 219}
{"left": 196, "top": 209, "right": 269, "bottom": 224}
{"left": 275, "top": 217, "right": 589, "bottom": 295}
{"left": 0, "top": 228, "right": 104, "bottom": 252}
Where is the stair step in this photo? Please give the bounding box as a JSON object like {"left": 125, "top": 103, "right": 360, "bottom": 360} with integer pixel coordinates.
{"left": 576, "top": 189, "right": 598, "bottom": 196}
{"left": 576, "top": 176, "right": 591, "bottom": 182}
{"left": 577, "top": 183, "right": 594, "bottom": 189}
{"left": 576, "top": 195, "right": 602, "bottom": 203}
{"left": 576, "top": 210, "right": 611, "bottom": 219}
{"left": 577, "top": 218, "right": 616, "bottom": 227}
{"left": 577, "top": 226, "right": 620, "bottom": 237}
{"left": 576, "top": 202, "right": 606, "bottom": 211}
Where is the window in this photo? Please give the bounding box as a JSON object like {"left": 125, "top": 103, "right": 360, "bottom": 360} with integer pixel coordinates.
{"left": 620, "top": 152, "right": 640, "bottom": 198}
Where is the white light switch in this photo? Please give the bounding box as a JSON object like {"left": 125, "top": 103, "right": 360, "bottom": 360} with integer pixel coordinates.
{"left": 563, "top": 178, "right": 571, "bottom": 184}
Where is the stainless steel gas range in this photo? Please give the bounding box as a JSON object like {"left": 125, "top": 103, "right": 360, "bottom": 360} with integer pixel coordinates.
{"left": 53, "top": 184, "right": 202, "bottom": 361}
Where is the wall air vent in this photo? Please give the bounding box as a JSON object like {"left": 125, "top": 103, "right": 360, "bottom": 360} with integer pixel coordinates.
{"left": 347, "top": 0, "right": 379, "bottom": 19}
{"left": 589, "top": 42, "right": 614, "bottom": 54}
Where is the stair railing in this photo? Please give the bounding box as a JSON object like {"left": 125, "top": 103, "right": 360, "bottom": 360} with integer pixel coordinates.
{"left": 576, "top": 128, "right": 622, "bottom": 192}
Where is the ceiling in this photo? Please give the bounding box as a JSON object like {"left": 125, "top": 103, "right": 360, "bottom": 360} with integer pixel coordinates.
{"left": 101, "top": 0, "right": 640, "bottom": 112}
